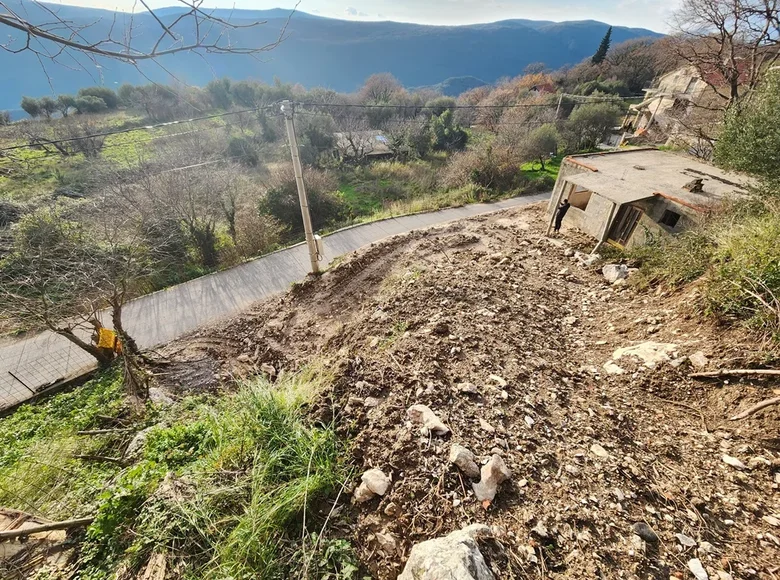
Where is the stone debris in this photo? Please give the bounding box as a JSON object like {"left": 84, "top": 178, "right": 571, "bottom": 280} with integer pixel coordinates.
{"left": 260, "top": 363, "right": 276, "bottom": 377}
{"left": 676, "top": 533, "right": 697, "bottom": 547}
{"left": 479, "top": 418, "right": 496, "bottom": 433}
{"left": 374, "top": 531, "right": 398, "bottom": 556}
{"left": 603, "top": 361, "right": 626, "bottom": 375}
{"left": 398, "top": 524, "right": 495, "bottom": 580}
{"left": 612, "top": 341, "right": 677, "bottom": 369}
{"left": 472, "top": 455, "right": 512, "bottom": 504}
{"left": 353, "top": 469, "right": 392, "bottom": 503}
{"left": 488, "top": 374, "right": 507, "bottom": 387}
{"left": 455, "top": 382, "right": 479, "bottom": 394}
{"left": 449, "top": 444, "right": 480, "bottom": 479}
{"left": 590, "top": 443, "right": 609, "bottom": 458}
{"left": 407, "top": 404, "right": 450, "bottom": 435}
{"left": 688, "top": 558, "right": 709, "bottom": 580}
{"left": 763, "top": 515, "right": 780, "bottom": 527}
{"left": 148, "top": 387, "right": 174, "bottom": 407}
{"left": 602, "top": 264, "right": 629, "bottom": 284}
{"left": 688, "top": 351, "right": 709, "bottom": 369}
{"left": 722, "top": 454, "right": 747, "bottom": 470}
{"left": 632, "top": 522, "right": 659, "bottom": 543}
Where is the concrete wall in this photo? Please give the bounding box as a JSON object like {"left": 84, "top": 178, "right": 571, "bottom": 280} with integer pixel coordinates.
{"left": 623, "top": 197, "right": 700, "bottom": 249}
{"left": 547, "top": 159, "right": 589, "bottom": 214}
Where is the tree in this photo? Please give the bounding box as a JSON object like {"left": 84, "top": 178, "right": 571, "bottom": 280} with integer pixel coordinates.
{"left": 75, "top": 95, "right": 109, "bottom": 114}
{"left": 78, "top": 87, "right": 118, "bottom": 109}
{"left": 522, "top": 124, "right": 560, "bottom": 170}
{"left": 19, "top": 117, "right": 107, "bottom": 158}
{"left": 0, "top": 110, "right": 10, "bottom": 125}
{"left": 359, "top": 73, "right": 403, "bottom": 104}
{"left": 259, "top": 165, "right": 345, "bottom": 238}
{"left": 592, "top": 26, "right": 612, "bottom": 64}
{"left": 431, "top": 110, "right": 468, "bottom": 152}
{"left": 20, "top": 96, "right": 40, "bottom": 118}
{"left": 0, "top": 1, "right": 290, "bottom": 65}
{"left": 563, "top": 102, "right": 622, "bottom": 151}
{"left": 206, "top": 78, "right": 233, "bottom": 110}
{"left": 424, "top": 96, "right": 457, "bottom": 117}
{"left": 606, "top": 38, "right": 662, "bottom": 93}
{"left": 524, "top": 62, "right": 548, "bottom": 75}
{"left": 715, "top": 68, "right": 780, "bottom": 183}
{"left": 671, "top": 0, "right": 780, "bottom": 104}
{"left": 38, "top": 96, "right": 57, "bottom": 119}
{"left": 56, "top": 94, "right": 76, "bottom": 117}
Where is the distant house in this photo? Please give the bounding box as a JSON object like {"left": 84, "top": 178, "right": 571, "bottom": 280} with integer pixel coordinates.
{"left": 529, "top": 83, "right": 557, "bottom": 95}
{"left": 626, "top": 65, "right": 747, "bottom": 156}
{"left": 547, "top": 149, "right": 750, "bottom": 250}
{"left": 333, "top": 130, "right": 393, "bottom": 161}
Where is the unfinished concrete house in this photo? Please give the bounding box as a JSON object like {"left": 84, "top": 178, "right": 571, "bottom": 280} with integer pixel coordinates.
{"left": 625, "top": 65, "right": 735, "bottom": 157}
{"left": 546, "top": 149, "right": 750, "bottom": 250}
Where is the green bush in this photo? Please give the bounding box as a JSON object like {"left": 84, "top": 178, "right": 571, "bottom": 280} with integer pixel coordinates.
{"left": 77, "top": 86, "right": 119, "bottom": 110}
{"left": 260, "top": 166, "right": 347, "bottom": 238}
{"left": 705, "top": 208, "right": 780, "bottom": 335}
{"left": 75, "top": 95, "right": 109, "bottom": 114}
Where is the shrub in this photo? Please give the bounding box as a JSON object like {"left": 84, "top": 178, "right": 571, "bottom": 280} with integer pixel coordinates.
{"left": 0, "top": 200, "right": 22, "bottom": 226}
{"left": 259, "top": 166, "right": 346, "bottom": 237}
{"left": 444, "top": 144, "right": 524, "bottom": 191}
{"left": 227, "top": 136, "right": 260, "bottom": 167}
{"left": 78, "top": 86, "right": 119, "bottom": 109}
{"left": 20, "top": 96, "right": 41, "bottom": 118}
{"left": 562, "top": 102, "right": 622, "bottom": 152}
{"left": 706, "top": 206, "right": 780, "bottom": 336}
{"left": 75, "top": 95, "right": 109, "bottom": 114}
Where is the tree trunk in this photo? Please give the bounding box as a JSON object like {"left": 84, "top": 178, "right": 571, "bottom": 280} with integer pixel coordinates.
{"left": 111, "top": 303, "right": 140, "bottom": 358}
{"left": 539, "top": 156, "right": 546, "bottom": 171}
{"left": 55, "top": 329, "right": 112, "bottom": 368}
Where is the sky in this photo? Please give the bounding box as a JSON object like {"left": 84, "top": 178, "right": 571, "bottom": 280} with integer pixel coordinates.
{"left": 50, "top": 0, "right": 681, "bottom": 33}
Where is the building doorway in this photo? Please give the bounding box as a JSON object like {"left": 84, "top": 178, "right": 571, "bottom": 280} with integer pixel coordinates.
{"left": 608, "top": 205, "right": 643, "bottom": 247}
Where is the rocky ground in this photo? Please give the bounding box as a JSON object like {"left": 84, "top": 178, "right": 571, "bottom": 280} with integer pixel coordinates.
{"left": 159, "top": 202, "right": 780, "bottom": 580}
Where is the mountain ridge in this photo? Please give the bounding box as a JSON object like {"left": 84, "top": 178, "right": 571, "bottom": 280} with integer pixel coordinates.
{"left": 0, "top": 3, "right": 662, "bottom": 110}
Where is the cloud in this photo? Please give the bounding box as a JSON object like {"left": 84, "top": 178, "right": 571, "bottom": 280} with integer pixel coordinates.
{"left": 345, "top": 6, "right": 369, "bottom": 17}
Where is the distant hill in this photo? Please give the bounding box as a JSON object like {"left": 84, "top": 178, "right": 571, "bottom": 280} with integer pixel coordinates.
{"left": 416, "top": 77, "right": 490, "bottom": 97}
{"left": 0, "top": 3, "right": 662, "bottom": 111}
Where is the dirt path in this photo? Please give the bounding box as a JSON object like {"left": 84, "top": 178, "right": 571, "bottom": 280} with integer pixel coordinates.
{"left": 161, "top": 203, "right": 779, "bottom": 579}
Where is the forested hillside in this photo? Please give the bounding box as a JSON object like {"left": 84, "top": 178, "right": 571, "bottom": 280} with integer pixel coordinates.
{"left": 0, "top": 1, "right": 660, "bottom": 111}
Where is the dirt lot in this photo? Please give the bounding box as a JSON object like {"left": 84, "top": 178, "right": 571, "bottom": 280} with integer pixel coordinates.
{"left": 160, "top": 202, "right": 780, "bottom": 579}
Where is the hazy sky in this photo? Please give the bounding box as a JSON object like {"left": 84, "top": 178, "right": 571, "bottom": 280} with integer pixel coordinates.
{"left": 51, "top": 0, "right": 680, "bottom": 32}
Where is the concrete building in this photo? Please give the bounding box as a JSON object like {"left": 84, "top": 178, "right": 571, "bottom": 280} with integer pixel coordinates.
{"left": 547, "top": 148, "right": 750, "bottom": 250}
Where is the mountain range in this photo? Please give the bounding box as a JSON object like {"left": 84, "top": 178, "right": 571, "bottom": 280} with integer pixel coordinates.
{"left": 0, "top": 2, "right": 662, "bottom": 112}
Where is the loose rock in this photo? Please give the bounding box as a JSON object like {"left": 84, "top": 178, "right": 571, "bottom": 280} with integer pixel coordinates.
{"left": 688, "top": 351, "right": 709, "bottom": 369}
{"left": 472, "top": 454, "right": 512, "bottom": 504}
{"left": 449, "top": 444, "right": 481, "bottom": 479}
{"left": 722, "top": 454, "right": 747, "bottom": 470}
{"left": 398, "top": 524, "right": 495, "bottom": 580}
{"left": 688, "top": 558, "right": 709, "bottom": 580}
{"left": 353, "top": 468, "right": 391, "bottom": 503}
{"left": 676, "top": 533, "right": 697, "bottom": 547}
{"left": 602, "top": 264, "right": 629, "bottom": 284}
{"left": 407, "top": 404, "right": 450, "bottom": 435}
{"left": 590, "top": 443, "right": 609, "bottom": 458}
{"left": 632, "top": 522, "right": 659, "bottom": 543}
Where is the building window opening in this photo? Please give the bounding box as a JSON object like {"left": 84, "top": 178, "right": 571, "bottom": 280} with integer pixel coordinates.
{"left": 660, "top": 209, "right": 681, "bottom": 228}
{"left": 569, "top": 185, "right": 592, "bottom": 210}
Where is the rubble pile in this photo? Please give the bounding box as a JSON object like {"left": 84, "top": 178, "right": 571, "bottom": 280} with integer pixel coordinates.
{"left": 160, "top": 204, "right": 779, "bottom": 579}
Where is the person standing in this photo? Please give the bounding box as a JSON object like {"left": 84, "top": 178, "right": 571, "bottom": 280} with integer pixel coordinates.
{"left": 554, "top": 199, "right": 571, "bottom": 233}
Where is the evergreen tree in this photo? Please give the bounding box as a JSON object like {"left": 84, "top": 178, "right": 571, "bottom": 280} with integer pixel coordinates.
{"left": 591, "top": 26, "right": 612, "bottom": 64}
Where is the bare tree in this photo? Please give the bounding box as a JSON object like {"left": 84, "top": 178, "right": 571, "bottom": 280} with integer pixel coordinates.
{"left": 0, "top": 203, "right": 164, "bottom": 400}
{"left": 0, "top": 0, "right": 294, "bottom": 66}
{"left": 334, "top": 117, "right": 376, "bottom": 162}
{"left": 17, "top": 117, "right": 107, "bottom": 158}
{"left": 671, "top": 0, "right": 780, "bottom": 103}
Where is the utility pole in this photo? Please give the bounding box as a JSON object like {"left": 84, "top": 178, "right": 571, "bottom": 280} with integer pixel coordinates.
{"left": 281, "top": 100, "right": 320, "bottom": 274}
{"left": 555, "top": 93, "right": 563, "bottom": 118}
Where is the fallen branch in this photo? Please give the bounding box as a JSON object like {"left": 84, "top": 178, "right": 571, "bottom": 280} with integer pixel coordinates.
{"left": 691, "top": 369, "right": 780, "bottom": 378}
{"left": 77, "top": 428, "right": 134, "bottom": 435}
{"left": 0, "top": 517, "right": 93, "bottom": 539}
{"left": 729, "top": 397, "right": 780, "bottom": 421}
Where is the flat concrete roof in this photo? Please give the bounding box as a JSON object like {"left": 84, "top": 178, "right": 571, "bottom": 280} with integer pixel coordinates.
{"left": 563, "top": 149, "right": 751, "bottom": 207}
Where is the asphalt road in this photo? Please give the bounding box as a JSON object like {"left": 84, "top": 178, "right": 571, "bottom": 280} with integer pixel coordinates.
{"left": 0, "top": 193, "right": 550, "bottom": 409}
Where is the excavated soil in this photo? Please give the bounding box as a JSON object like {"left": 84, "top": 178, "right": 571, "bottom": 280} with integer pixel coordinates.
{"left": 159, "top": 203, "right": 780, "bottom": 579}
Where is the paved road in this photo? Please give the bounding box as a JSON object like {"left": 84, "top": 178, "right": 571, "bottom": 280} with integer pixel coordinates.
{"left": 0, "top": 193, "right": 549, "bottom": 409}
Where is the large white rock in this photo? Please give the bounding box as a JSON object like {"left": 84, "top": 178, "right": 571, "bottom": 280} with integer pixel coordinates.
{"left": 399, "top": 524, "right": 496, "bottom": 580}
{"left": 602, "top": 264, "right": 629, "bottom": 284}
{"left": 353, "top": 468, "right": 392, "bottom": 503}
{"left": 613, "top": 342, "right": 677, "bottom": 369}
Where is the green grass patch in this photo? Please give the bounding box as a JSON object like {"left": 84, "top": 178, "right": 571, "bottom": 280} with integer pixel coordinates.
{"left": 0, "top": 366, "right": 355, "bottom": 579}
{"left": 520, "top": 155, "right": 562, "bottom": 181}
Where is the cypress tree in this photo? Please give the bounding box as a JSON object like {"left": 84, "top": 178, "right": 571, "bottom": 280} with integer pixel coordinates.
{"left": 591, "top": 26, "right": 612, "bottom": 65}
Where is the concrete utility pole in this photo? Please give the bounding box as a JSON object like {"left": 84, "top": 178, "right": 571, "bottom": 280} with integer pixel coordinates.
{"left": 281, "top": 100, "right": 320, "bottom": 274}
